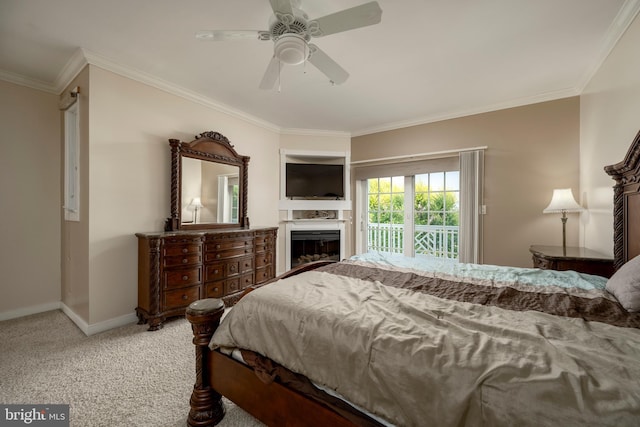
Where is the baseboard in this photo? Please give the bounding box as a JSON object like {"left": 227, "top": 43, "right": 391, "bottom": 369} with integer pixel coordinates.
{"left": 61, "top": 303, "right": 138, "bottom": 336}
{"left": 1, "top": 301, "right": 140, "bottom": 336}
{"left": 0, "top": 301, "right": 62, "bottom": 322}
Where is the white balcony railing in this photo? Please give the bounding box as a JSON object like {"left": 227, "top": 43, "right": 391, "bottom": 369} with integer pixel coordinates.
{"left": 367, "top": 223, "right": 459, "bottom": 260}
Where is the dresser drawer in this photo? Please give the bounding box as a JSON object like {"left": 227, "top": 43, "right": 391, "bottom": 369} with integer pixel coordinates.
{"left": 163, "top": 243, "right": 201, "bottom": 257}
{"left": 205, "top": 238, "right": 252, "bottom": 252}
{"left": 240, "top": 272, "right": 254, "bottom": 289}
{"left": 205, "top": 263, "right": 225, "bottom": 281}
{"left": 255, "top": 252, "right": 273, "bottom": 268}
{"left": 163, "top": 286, "right": 200, "bottom": 309}
{"left": 164, "top": 236, "right": 203, "bottom": 246}
{"left": 204, "top": 247, "right": 253, "bottom": 262}
{"left": 206, "top": 281, "right": 224, "bottom": 298}
{"left": 226, "top": 260, "right": 240, "bottom": 276}
{"left": 164, "top": 267, "right": 201, "bottom": 288}
{"left": 164, "top": 253, "right": 202, "bottom": 268}
{"left": 240, "top": 257, "right": 254, "bottom": 273}
{"left": 255, "top": 234, "right": 273, "bottom": 246}
{"left": 225, "top": 277, "right": 241, "bottom": 294}
{"left": 255, "top": 266, "right": 273, "bottom": 284}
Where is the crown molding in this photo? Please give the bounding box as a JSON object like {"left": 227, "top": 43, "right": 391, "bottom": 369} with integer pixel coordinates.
{"left": 79, "top": 49, "right": 282, "bottom": 133}
{"left": 576, "top": 0, "right": 640, "bottom": 91}
{"left": 280, "top": 128, "right": 351, "bottom": 137}
{"left": 0, "top": 68, "right": 57, "bottom": 94}
{"left": 53, "top": 48, "right": 89, "bottom": 94}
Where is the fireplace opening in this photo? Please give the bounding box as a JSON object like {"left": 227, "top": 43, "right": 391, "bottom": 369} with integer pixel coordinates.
{"left": 291, "top": 230, "right": 341, "bottom": 268}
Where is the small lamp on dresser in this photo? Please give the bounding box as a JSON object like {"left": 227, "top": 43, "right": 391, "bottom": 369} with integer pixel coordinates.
{"left": 543, "top": 188, "right": 583, "bottom": 254}
{"left": 190, "top": 197, "right": 204, "bottom": 224}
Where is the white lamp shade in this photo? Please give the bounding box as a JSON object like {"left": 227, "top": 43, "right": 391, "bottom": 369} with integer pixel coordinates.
{"left": 543, "top": 188, "right": 583, "bottom": 213}
{"left": 190, "top": 197, "right": 204, "bottom": 208}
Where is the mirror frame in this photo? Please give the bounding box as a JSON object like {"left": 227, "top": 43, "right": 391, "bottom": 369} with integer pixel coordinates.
{"left": 165, "top": 131, "right": 249, "bottom": 231}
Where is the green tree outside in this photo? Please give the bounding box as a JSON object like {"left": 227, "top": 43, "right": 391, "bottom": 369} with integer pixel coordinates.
{"left": 368, "top": 174, "right": 459, "bottom": 258}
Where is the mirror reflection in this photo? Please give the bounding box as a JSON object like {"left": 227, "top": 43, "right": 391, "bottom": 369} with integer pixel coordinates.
{"left": 181, "top": 157, "right": 240, "bottom": 225}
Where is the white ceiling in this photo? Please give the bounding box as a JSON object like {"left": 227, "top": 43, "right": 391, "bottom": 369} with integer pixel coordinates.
{"left": 1, "top": 0, "right": 638, "bottom": 135}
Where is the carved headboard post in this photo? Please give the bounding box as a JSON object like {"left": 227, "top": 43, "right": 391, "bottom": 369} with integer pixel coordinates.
{"left": 604, "top": 130, "right": 640, "bottom": 270}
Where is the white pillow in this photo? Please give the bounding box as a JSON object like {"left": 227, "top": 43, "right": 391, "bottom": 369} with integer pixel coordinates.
{"left": 606, "top": 254, "right": 640, "bottom": 312}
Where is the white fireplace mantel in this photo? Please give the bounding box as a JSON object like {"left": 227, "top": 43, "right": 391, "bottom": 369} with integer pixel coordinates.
{"left": 284, "top": 216, "right": 346, "bottom": 271}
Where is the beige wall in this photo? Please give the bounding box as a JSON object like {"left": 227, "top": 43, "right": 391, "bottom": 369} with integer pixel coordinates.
{"left": 83, "top": 66, "right": 281, "bottom": 325}
{"left": 279, "top": 132, "right": 351, "bottom": 151}
{"left": 352, "top": 98, "right": 581, "bottom": 268}
{"left": 0, "top": 80, "right": 61, "bottom": 315}
{"left": 580, "top": 13, "right": 640, "bottom": 256}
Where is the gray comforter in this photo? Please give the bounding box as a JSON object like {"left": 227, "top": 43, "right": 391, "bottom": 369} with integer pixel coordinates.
{"left": 210, "top": 259, "right": 640, "bottom": 426}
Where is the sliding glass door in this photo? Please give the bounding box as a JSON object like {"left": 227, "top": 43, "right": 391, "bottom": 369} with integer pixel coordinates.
{"left": 364, "top": 170, "right": 460, "bottom": 260}
{"left": 367, "top": 176, "right": 406, "bottom": 254}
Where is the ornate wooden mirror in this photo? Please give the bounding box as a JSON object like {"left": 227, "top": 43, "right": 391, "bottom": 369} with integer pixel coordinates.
{"left": 165, "top": 131, "right": 249, "bottom": 231}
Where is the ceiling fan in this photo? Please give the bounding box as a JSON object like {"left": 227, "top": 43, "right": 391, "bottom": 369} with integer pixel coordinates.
{"left": 195, "top": 0, "right": 382, "bottom": 89}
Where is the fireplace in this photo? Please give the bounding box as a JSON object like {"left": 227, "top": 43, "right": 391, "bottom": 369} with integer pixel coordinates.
{"left": 290, "top": 230, "right": 341, "bottom": 268}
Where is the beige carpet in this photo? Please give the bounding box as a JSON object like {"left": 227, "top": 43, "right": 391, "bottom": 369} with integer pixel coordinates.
{"left": 0, "top": 310, "right": 265, "bottom": 427}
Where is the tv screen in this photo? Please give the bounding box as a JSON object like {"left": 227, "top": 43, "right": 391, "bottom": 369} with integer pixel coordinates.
{"left": 286, "top": 163, "right": 344, "bottom": 198}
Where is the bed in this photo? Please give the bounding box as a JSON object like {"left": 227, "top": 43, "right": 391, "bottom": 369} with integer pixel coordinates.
{"left": 185, "top": 131, "right": 640, "bottom": 427}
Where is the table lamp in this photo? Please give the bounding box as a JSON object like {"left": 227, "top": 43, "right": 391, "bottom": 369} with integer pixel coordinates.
{"left": 190, "top": 197, "right": 204, "bottom": 224}
{"left": 543, "top": 188, "right": 583, "bottom": 253}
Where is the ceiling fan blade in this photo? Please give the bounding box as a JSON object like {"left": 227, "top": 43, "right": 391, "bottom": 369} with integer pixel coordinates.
{"left": 269, "top": 0, "right": 293, "bottom": 16}
{"left": 259, "top": 56, "right": 280, "bottom": 90}
{"left": 195, "top": 30, "right": 270, "bottom": 41}
{"left": 308, "top": 44, "right": 349, "bottom": 85}
{"left": 309, "top": 1, "right": 382, "bottom": 37}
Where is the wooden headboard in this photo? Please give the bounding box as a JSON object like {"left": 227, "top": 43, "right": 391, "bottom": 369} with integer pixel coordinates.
{"left": 604, "top": 130, "right": 640, "bottom": 270}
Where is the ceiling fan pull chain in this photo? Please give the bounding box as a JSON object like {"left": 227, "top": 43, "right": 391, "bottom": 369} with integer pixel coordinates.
{"left": 278, "top": 60, "right": 282, "bottom": 93}
{"left": 303, "top": 43, "right": 308, "bottom": 74}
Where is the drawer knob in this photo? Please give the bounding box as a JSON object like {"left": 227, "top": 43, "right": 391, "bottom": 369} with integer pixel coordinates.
{"left": 182, "top": 248, "right": 188, "bottom": 253}
{"left": 216, "top": 244, "right": 221, "bottom": 249}
{"left": 182, "top": 294, "right": 188, "bottom": 300}
{"left": 213, "top": 287, "right": 219, "bottom": 292}
{"left": 182, "top": 275, "right": 189, "bottom": 280}
{"left": 182, "top": 258, "right": 188, "bottom": 264}
{"left": 216, "top": 254, "right": 221, "bottom": 259}
{"left": 214, "top": 269, "right": 219, "bottom": 274}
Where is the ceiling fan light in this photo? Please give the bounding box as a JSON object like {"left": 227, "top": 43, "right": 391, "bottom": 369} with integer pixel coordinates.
{"left": 274, "top": 34, "right": 308, "bottom": 65}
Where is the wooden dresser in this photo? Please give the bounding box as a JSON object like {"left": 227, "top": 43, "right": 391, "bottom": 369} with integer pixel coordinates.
{"left": 136, "top": 227, "right": 277, "bottom": 330}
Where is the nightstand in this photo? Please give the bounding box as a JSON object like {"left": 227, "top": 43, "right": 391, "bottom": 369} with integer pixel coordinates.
{"left": 529, "top": 245, "right": 614, "bottom": 278}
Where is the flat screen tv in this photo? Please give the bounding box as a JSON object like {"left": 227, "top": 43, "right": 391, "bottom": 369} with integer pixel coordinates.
{"left": 285, "top": 163, "right": 344, "bottom": 198}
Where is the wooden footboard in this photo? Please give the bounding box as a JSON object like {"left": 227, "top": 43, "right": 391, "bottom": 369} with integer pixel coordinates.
{"left": 186, "top": 260, "right": 357, "bottom": 427}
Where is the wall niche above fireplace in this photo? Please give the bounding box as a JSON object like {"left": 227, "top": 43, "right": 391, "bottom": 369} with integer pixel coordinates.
{"left": 279, "top": 149, "right": 351, "bottom": 211}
